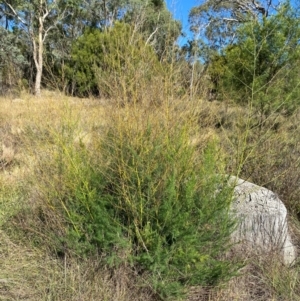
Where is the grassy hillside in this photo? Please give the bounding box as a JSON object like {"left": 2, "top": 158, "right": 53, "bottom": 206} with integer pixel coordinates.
{"left": 1, "top": 91, "right": 300, "bottom": 300}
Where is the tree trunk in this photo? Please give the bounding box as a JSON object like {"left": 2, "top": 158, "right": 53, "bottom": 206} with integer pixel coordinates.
{"left": 4, "top": 0, "right": 55, "bottom": 96}
{"left": 35, "top": 65, "right": 42, "bottom": 96}
{"left": 33, "top": 16, "right": 44, "bottom": 96}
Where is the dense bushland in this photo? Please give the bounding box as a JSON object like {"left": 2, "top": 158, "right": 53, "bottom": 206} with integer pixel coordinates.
{"left": 1, "top": 1, "right": 300, "bottom": 300}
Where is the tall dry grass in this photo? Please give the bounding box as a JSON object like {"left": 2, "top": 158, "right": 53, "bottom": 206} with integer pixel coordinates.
{"left": 0, "top": 91, "right": 211, "bottom": 298}
{"left": 0, "top": 87, "right": 299, "bottom": 300}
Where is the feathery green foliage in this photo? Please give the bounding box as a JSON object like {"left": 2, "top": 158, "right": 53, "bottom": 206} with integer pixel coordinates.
{"left": 208, "top": 3, "right": 300, "bottom": 115}
{"left": 92, "top": 104, "right": 237, "bottom": 298}
{"left": 25, "top": 102, "right": 237, "bottom": 299}
{"left": 66, "top": 22, "right": 163, "bottom": 99}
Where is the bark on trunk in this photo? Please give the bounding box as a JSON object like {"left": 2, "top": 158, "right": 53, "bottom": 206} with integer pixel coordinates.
{"left": 33, "top": 16, "right": 44, "bottom": 96}
{"left": 35, "top": 66, "right": 42, "bottom": 96}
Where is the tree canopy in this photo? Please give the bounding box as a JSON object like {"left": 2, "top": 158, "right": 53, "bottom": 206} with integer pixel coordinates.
{"left": 206, "top": 1, "right": 300, "bottom": 114}
{"left": 0, "top": 0, "right": 300, "bottom": 111}
{"left": 0, "top": 0, "right": 182, "bottom": 96}
{"left": 189, "top": 0, "right": 282, "bottom": 51}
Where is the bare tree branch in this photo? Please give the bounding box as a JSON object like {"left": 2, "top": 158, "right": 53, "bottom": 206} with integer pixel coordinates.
{"left": 145, "top": 27, "right": 159, "bottom": 45}
{"left": 223, "top": 18, "right": 240, "bottom": 22}
{"left": 3, "top": 0, "right": 27, "bottom": 25}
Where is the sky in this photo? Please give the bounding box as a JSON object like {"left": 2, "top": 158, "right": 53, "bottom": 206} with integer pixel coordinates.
{"left": 165, "top": 0, "right": 197, "bottom": 44}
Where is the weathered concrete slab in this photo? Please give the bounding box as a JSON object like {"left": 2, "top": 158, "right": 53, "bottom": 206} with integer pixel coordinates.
{"left": 229, "top": 176, "right": 296, "bottom": 265}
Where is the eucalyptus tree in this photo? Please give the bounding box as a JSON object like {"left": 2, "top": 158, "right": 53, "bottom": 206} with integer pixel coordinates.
{"left": 1, "top": 0, "right": 79, "bottom": 96}
{"left": 0, "top": 0, "right": 181, "bottom": 95}
{"left": 189, "top": 0, "right": 281, "bottom": 51}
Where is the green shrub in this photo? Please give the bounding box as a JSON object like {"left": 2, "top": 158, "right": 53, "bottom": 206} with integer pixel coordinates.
{"left": 95, "top": 105, "right": 237, "bottom": 299}
{"left": 66, "top": 22, "right": 164, "bottom": 101}
{"left": 17, "top": 102, "right": 238, "bottom": 299}
{"left": 33, "top": 112, "right": 125, "bottom": 256}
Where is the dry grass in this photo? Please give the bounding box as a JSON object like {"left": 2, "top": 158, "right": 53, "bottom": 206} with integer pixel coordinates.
{"left": 187, "top": 248, "right": 300, "bottom": 301}
{"left": 206, "top": 254, "right": 300, "bottom": 301}
{"left": 0, "top": 91, "right": 159, "bottom": 301}
{"left": 0, "top": 230, "right": 158, "bottom": 301}
{"left": 0, "top": 91, "right": 300, "bottom": 300}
